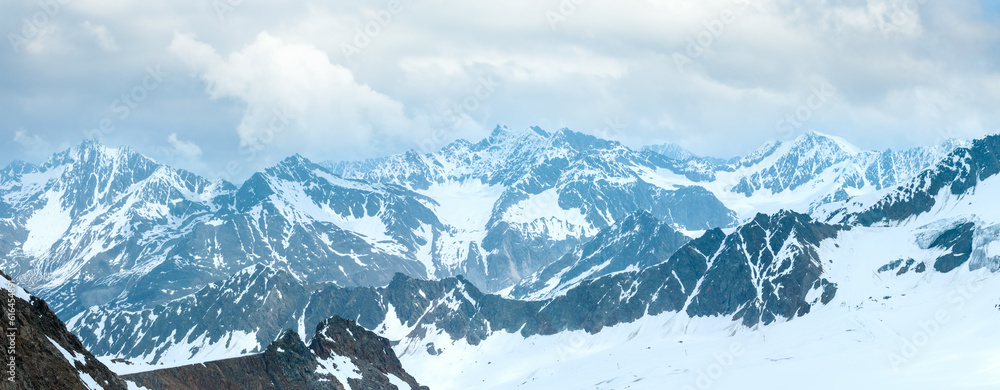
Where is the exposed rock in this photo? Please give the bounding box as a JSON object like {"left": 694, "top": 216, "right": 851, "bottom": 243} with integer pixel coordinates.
{"left": 0, "top": 270, "right": 127, "bottom": 390}
{"left": 124, "top": 316, "right": 428, "bottom": 390}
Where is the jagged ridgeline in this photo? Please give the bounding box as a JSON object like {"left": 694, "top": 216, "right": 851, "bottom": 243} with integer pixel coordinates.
{"left": 0, "top": 127, "right": 962, "bottom": 324}
{"left": 71, "top": 210, "right": 843, "bottom": 363}
{"left": 0, "top": 127, "right": 990, "bottom": 388}
{"left": 123, "top": 316, "right": 428, "bottom": 390}
{"left": 1, "top": 128, "right": 743, "bottom": 323}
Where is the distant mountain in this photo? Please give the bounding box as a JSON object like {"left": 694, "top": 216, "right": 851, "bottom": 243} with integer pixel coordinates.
{"left": 324, "top": 126, "right": 739, "bottom": 291}
{"left": 641, "top": 130, "right": 967, "bottom": 219}
{"left": 72, "top": 209, "right": 844, "bottom": 366}
{"left": 642, "top": 143, "right": 700, "bottom": 162}
{"left": 506, "top": 210, "right": 692, "bottom": 300}
{"left": 3, "top": 128, "right": 958, "bottom": 323}
{"left": 300, "top": 210, "right": 843, "bottom": 346}
{"left": 124, "top": 317, "right": 427, "bottom": 390}
{"left": 8, "top": 129, "right": 993, "bottom": 389}
{"left": 823, "top": 134, "right": 1000, "bottom": 226}
{"left": 729, "top": 131, "right": 968, "bottom": 209}
{"left": 0, "top": 140, "right": 234, "bottom": 317}
{"left": 0, "top": 128, "right": 977, "bottom": 383}
{"left": 0, "top": 142, "right": 440, "bottom": 319}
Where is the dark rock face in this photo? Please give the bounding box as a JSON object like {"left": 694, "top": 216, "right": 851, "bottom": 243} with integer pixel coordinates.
{"left": 685, "top": 212, "right": 841, "bottom": 325}
{"left": 124, "top": 330, "right": 341, "bottom": 390}
{"left": 878, "top": 259, "right": 927, "bottom": 276}
{"left": 124, "top": 317, "right": 428, "bottom": 390}
{"left": 311, "top": 317, "right": 425, "bottom": 390}
{"left": 929, "top": 222, "right": 976, "bottom": 273}
{"left": 304, "top": 275, "right": 544, "bottom": 348}
{"left": 0, "top": 270, "right": 127, "bottom": 390}
{"left": 522, "top": 211, "right": 840, "bottom": 331}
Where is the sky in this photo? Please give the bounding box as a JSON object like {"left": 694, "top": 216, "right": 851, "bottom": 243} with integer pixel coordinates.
{"left": 2, "top": 0, "right": 1000, "bottom": 182}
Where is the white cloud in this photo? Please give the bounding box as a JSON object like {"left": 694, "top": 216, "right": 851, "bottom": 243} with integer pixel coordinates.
{"left": 3, "top": 0, "right": 1000, "bottom": 176}
{"left": 81, "top": 21, "right": 120, "bottom": 52}
{"left": 166, "top": 133, "right": 202, "bottom": 159}
{"left": 12, "top": 129, "right": 53, "bottom": 158}
{"left": 167, "top": 31, "right": 424, "bottom": 162}
{"left": 398, "top": 50, "right": 628, "bottom": 83}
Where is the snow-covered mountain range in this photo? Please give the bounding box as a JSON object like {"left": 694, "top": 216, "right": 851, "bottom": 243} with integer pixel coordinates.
{"left": 0, "top": 141, "right": 438, "bottom": 319}
{"left": 69, "top": 207, "right": 841, "bottom": 365}
{"left": 325, "top": 126, "right": 739, "bottom": 291}
{"left": 1, "top": 127, "right": 994, "bottom": 389}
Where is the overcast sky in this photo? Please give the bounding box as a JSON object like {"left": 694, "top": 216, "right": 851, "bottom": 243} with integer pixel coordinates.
{"left": 3, "top": 0, "right": 1000, "bottom": 181}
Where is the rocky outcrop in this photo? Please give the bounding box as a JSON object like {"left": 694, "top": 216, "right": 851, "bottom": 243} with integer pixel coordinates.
{"left": 0, "top": 270, "right": 127, "bottom": 390}
{"left": 311, "top": 316, "right": 425, "bottom": 390}
{"left": 124, "top": 316, "right": 427, "bottom": 390}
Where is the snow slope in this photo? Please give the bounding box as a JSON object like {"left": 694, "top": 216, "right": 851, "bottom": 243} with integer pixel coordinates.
{"left": 396, "top": 223, "right": 1000, "bottom": 390}
{"left": 387, "top": 135, "right": 1000, "bottom": 389}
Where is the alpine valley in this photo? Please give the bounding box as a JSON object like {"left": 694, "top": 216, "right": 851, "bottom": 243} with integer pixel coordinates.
{"left": 2, "top": 126, "right": 1000, "bottom": 389}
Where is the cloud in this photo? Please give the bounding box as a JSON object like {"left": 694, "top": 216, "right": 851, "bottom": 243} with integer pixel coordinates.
{"left": 167, "top": 31, "right": 423, "bottom": 163}
{"left": 81, "top": 21, "right": 120, "bottom": 52}
{"left": 166, "top": 133, "right": 202, "bottom": 159}
{"left": 2, "top": 0, "right": 1000, "bottom": 177}
{"left": 12, "top": 129, "right": 53, "bottom": 158}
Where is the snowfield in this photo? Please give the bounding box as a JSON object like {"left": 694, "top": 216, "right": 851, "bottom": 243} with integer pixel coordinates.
{"left": 397, "top": 224, "right": 1000, "bottom": 389}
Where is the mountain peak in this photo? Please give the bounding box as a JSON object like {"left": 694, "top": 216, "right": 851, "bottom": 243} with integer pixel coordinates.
{"left": 490, "top": 124, "right": 512, "bottom": 138}
{"left": 39, "top": 139, "right": 146, "bottom": 171}
{"left": 282, "top": 153, "right": 311, "bottom": 165}
{"left": 796, "top": 130, "right": 861, "bottom": 155}
{"left": 78, "top": 137, "right": 101, "bottom": 148}
{"left": 621, "top": 209, "right": 658, "bottom": 225}
{"left": 548, "top": 127, "right": 618, "bottom": 153}
{"left": 1, "top": 159, "right": 38, "bottom": 177}
{"left": 552, "top": 127, "right": 577, "bottom": 138}
{"left": 268, "top": 153, "right": 319, "bottom": 177}
{"left": 74, "top": 138, "right": 129, "bottom": 156}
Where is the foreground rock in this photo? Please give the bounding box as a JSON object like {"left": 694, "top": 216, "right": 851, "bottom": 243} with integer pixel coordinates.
{"left": 0, "top": 270, "right": 127, "bottom": 390}
{"left": 124, "top": 316, "right": 427, "bottom": 390}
